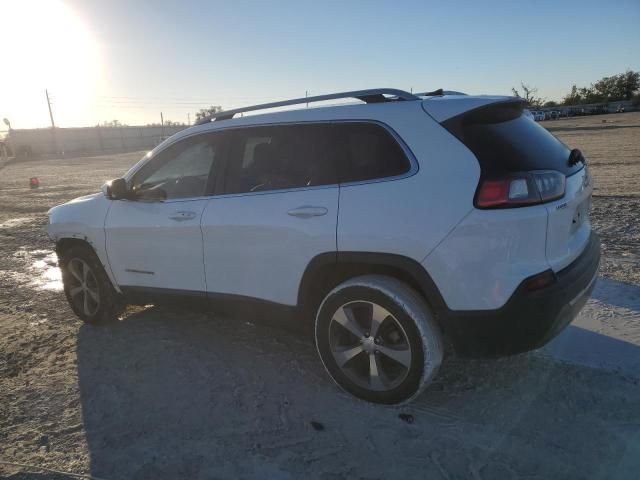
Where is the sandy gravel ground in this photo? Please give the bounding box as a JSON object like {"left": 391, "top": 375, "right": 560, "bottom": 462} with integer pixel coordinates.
{"left": 546, "top": 113, "right": 640, "bottom": 286}
{"left": 1, "top": 114, "right": 640, "bottom": 479}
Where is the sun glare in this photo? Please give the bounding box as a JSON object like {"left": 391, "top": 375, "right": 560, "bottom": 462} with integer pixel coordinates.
{"left": 1, "top": 0, "right": 101, "bottom": 128}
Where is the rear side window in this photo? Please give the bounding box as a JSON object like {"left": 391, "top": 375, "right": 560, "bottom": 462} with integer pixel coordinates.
{"left": 224, "top": 124, "right": 338, "bottom": 194}
{"left": 223, "top": 122, "right": 411, "bottom": 194}
{"left": 335, "top": 123, "right": 411, "bottom": 183}
{"left": 442, "top": 101, "right": 580, "bottom": 176}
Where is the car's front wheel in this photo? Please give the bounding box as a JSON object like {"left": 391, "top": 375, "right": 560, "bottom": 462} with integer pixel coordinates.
{"left": 59, "top": 244, "right": 123, "bottom": 324}
{"left": 315, "top": 275, "right": 443, "bottom": 404}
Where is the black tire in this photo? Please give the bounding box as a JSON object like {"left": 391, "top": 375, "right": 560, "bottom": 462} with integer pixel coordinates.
{"left": 315, "top": 275, "right": 443, "bottom": 404}
{"left": 59, "top": 244, "right": 124, "bottom": 324}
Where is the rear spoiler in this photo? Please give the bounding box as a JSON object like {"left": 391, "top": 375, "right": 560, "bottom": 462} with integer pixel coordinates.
{"left": 422, "top": 96, "right": 524, "bottom": 123}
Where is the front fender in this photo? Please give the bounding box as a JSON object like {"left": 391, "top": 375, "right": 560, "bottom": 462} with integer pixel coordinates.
{"left": 48, "top": 193, "right": 121, "bottom": 293}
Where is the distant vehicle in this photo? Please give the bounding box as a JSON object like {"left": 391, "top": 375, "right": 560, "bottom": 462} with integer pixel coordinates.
{"left": 531, "top": 111, "right": 545, "bottom": 121}
{"left": 589, "top": 106, "right": 608, "bottom": 115}
{"left": 616, "top": 105, "right": 625, "bottom": 113}
{"left": 545, "top": 111, "right": 560, "bottom": 121}
{"left": 47, "top": 89, "right": 599, "bottom": 404}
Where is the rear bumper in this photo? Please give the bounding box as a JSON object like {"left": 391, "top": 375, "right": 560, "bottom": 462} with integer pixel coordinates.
{"left": 444, "top": 232, "right": 600, "bottom": 357}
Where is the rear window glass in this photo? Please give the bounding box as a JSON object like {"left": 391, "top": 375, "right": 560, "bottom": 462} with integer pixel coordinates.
{"left": 442, "top": 102, "right": 580, "bottom": 176}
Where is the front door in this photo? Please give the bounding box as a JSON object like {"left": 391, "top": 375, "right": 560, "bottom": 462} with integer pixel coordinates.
{"left": 105, "top": 131, "right": 226, "bottom": 293}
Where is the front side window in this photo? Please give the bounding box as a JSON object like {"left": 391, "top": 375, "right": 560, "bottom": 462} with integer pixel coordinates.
{"left": 132, "top": 133, "right": 223, "bottom": 200}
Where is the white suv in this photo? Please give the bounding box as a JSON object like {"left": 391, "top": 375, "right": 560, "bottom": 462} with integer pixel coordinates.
{"left": 48, "top": 88, "right": 600, "bottom": 404}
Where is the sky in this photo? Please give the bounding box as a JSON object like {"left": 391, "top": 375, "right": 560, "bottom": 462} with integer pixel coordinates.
{"left": 1, "top": 0, "right": 639, "bottom": 129}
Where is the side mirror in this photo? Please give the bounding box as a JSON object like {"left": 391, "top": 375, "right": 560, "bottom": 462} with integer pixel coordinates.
{"left": 106, "top": 178, "right": 129, "bottom": 200}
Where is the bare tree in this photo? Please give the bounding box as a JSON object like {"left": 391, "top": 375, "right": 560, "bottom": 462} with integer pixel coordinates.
{"left": 101, "top": 120, "right": 127, "bottom": 127}
{"left": 511, "top": 83, "right": 545, "bottom": 108}
{"left": 195, "top": 105, "right": 223, "bottom": 121}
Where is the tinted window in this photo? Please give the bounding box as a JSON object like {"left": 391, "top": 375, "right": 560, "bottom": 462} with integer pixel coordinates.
{"left": 132, "top": 133, "right": 223, "bottom": 199}
{"left": 223, "top": 123, "right": 410, "bottom": 194}
{"left": 336, "top": 123, "right": 411, "bottom": 183}
{"left": 442, "top": 101, "right": 579, "bottom": 176}
{"left": 224, "top": 124, "right": 338, "bottom": 194}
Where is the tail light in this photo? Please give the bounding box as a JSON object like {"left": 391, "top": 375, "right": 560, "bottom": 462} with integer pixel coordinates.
{"left": 475, "top": 170, "right": 565, "bottom": 208}
{"left": 523, "top": 269, "right": 556, "bottom": 291}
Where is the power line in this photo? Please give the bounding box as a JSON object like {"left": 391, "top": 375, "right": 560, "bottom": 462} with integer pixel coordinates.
{"left": 89, "top": 97, "right": 308, "bottom": 106}
{"left": 96, "top": 95, "right": 277, "bottom": 100}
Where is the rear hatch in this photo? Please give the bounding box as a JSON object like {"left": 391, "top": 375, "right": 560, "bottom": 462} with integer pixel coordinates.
{"left": 427, "top": 96, "right": 592, "bottom": 272}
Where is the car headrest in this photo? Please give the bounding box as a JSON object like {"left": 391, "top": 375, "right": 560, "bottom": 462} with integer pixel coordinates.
{"left": 253, "top": 142, "right": 273, "bottom": 165}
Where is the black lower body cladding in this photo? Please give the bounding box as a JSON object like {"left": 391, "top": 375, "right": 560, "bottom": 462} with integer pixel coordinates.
{"left": 443, "top": 233, "right": 601, "bottom": 357}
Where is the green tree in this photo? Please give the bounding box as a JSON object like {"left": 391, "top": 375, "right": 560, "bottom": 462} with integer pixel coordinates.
{"left": 562, "top": 85, "right": 582, "bottom": 105}
{"left": 560, "top": 70, "right": 639, "bottom": 105}
{"left": 616, "top": 70, "right": 640, "bottom": 100}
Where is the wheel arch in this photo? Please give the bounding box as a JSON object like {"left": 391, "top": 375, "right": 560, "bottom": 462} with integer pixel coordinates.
{"left": 55, "top": 236, "right": 93, "bottom": 255}
{"left": 298, "top": 252, "right": 449, "bottom": 323}
{"left": 54, "top": 236, "right": 121, "bottom": 293}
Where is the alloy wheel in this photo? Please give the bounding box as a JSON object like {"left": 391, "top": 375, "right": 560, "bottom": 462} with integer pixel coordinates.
{"left": 67, "top": 257, "right": 100, "bottom": 317}
{"left": 328, "top": 301, "right": 412, "bottom": 392}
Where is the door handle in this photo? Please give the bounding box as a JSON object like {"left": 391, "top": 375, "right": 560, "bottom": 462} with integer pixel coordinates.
{"left": 169, "top": 210, "right": 197, "bottom": 221}
{"left": 287, "top": 206, "right": 328, "bottom": 218}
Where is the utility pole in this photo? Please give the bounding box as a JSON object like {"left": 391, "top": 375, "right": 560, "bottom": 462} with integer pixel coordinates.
{"left": 160, "top": 112, "right": 165, "bottom": 138}
{"left": 45, "top": 89, "right": 55, "bottom": 128}
{"left": 187, "top": 113, "right": 191, "bottom": 125}
{"left": 305, "top": 90, "right": 308, "bottom": 108}
{"left": 45, "top": 89, "right": 59, "bottom": 154}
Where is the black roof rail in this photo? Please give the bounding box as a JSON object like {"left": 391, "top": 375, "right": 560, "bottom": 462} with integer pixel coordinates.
{"left": 195, "top": 88, "right": 419, "bottom": 125}
{"left": 414, "top": 89, "right": 468, "bottom": 97}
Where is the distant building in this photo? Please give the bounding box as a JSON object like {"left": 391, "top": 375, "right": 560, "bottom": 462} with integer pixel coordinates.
{"left": 539, "top": 99, "right": 635, "bottom": 116}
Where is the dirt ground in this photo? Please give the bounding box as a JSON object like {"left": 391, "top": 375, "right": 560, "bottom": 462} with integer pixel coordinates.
{"left": 1, "top": 113, "right": 639, "bottom": 479}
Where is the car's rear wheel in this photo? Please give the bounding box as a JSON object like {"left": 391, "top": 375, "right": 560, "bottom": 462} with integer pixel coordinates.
{"left": 59, "top": 244, "right": 124, "bottom": 324}
{"left": 315, "top": 275, "right": 443, "bottom": 404}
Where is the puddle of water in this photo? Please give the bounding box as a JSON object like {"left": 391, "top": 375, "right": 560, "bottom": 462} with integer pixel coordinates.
{"left": 31, "top": 252, "right": 63, "bottom": 291}
{"left": 29, "top": 249, "right": 53, "bottom": 256}
{"left": 1, "top": 249, "right": 64, "bottom": 291}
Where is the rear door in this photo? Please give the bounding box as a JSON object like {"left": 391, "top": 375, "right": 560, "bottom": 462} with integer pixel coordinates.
{"left": 201, "top": 123, "right": 339, "bottom": 306}
{"left": 105, "top": 132, "right": 226, "bottom": 292}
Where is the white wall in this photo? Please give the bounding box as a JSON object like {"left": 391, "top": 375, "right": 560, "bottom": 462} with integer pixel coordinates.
{"left": 8, "top": 125, "right": 188, "bottom": 156}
